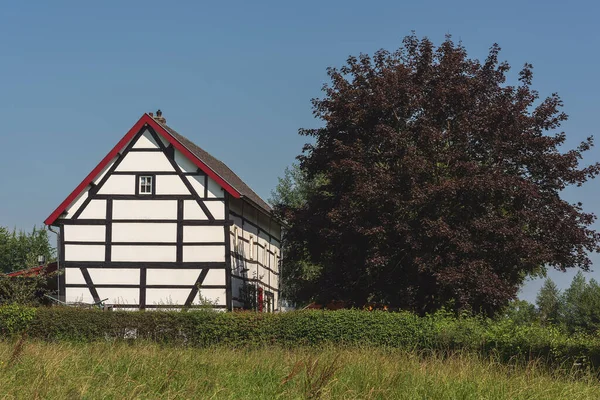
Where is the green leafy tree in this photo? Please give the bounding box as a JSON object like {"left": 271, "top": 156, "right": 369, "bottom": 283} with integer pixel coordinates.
{"left": 536, "top": 279, "right": 561, "bottom": 325}
{"left": 270, "top": 164, "right": 325, "bottom": 305}
{"left": 562, "top": 272, "right": 587, "bottom": 331}
{"left": 561, "top": 272, "right": 600, "bottom": 333}
{"left": 502, "top": 299, "right": 537, "bottom": 326}
{"left": 0, "top": 226, "right": 55, "bottom": 273}
{"left": 281, "top": 33, "right": 600, "bottom": 314}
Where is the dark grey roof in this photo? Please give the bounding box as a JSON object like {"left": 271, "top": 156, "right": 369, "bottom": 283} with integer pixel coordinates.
{"left": 158, "top": 121, "right": 272, "bottom": 213}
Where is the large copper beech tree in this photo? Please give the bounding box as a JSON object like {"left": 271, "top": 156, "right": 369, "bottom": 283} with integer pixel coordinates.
{"left": 277, "top": 34, "right": 600, "bottom": 315}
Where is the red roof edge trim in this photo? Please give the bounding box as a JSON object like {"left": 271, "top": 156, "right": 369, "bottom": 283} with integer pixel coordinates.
{"left": 143, "top": 116, "right": 241, "bottom": 199}
{"left": 45, "top": 114, "right": 240, "bottom": 226}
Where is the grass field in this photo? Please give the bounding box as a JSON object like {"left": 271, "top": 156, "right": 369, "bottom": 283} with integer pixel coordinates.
{"left": 0, "top": 340, "right": 598, "bottom": 399}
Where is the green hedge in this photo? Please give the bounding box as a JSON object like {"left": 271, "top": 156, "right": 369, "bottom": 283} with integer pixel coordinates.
{"left": 1, "top": 306, "right": 599, "bottom": 368}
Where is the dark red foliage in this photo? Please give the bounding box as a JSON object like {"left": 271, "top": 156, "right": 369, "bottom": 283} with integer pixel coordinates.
{"left": 285, "top": 34, "right": 600, "bottom": 315}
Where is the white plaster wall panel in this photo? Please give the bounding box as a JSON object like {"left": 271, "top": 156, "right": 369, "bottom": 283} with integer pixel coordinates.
{"left": 92, "top": 157, "right": 117, "bottom": 185}
{"left": 206, "top": 177, "right": 224, "bottom": 198}
{"left": 204, "top": 269, "right": 226, "bottom": 286}
{"left": 88, "top": 268, "right": 139, "bottom": 284}
{"left": 271, "top": 273, "right": 279, "bottom": 292}
{"left": 64, "top": 191, "right": 88, "bottom": 219}
{"left": 113, "top": 200, "right": 177, "bottom": 220}
{"left": 146, "top": 289, "right": 190, "bottom": 305}
{"left": 196, "top": 288, "right": 226, "bottom": 305}
{"left": 112, "top": 223, "right": 177, "bottom": 243}
{"left": 115, "top": 152, "right": 175, "bottom": 172}
{"left": 95, "top": 288, "right": 139, "bottom": 305}
{"left": 97, "top": 175, "right": 136, "bottom": 195}
{"left": 183, "top": 200, "right": 208, "bottom": 220}
{"left": 64, "top": 225, "right": 106, "bottom": 242}
{"left": 182, "top": 245, "right": 225, "bottom": 262}
{"left": 146, "top": 269, "right": 202, "bottom": 285}
{"left": 174, "top": 150, "right": 198, "bottom": 173}
{"left": 78, "top": 199, "right": 107, "bottom": 219}
{"left": 183, "top": 226, "right": 225, "bottom": 243}
{"left": 64, "top": 268, "right": 86, "bottom": 285}
{"left": 66, "top": 288, "right": 95, "bottom": 303}
{"left": 111, "top": 246, "right": 176, "bottom": 262}
{"left": 64, "top": 245, "right": 105, "bottom": 262}
{"left": 155, "top": 175, "right": 190, "bottom": 195}
{"left": 132, "top": 129, "right": 160, "bottom": 149}
{"left": 205, "top": 200, "right": 225, "bottom": 220}
{"left": 185, "top": 176, "right": 205, "bottom": 197}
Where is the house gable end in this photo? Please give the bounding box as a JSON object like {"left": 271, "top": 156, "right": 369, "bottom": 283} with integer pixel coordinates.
{"left": 45, "top": 114, "right": 240, "bottom": 226}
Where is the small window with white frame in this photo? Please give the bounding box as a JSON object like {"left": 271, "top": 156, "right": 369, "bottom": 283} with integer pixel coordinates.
{"left": 138, "top": 175, "right": 153, "bottom": 195}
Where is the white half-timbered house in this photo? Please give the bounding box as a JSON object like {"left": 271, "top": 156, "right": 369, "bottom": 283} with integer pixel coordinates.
{"left": 45, "top": 111, "right": 282, "bottom": 311}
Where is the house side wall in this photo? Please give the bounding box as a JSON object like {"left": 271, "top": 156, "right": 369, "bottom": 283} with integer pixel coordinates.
{"left": 229, "top": 197, "right": 281, "bottom": 311}
{"left": 57, "top": 126, "right": 228, "bottom": 309}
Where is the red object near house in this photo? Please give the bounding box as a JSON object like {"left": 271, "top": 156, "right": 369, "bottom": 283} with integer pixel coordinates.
{"left": 6, "top": 262, "right": 58, "bottom": 277}
{"left": 257, "top": 287, "right": 264, "bottom": 312}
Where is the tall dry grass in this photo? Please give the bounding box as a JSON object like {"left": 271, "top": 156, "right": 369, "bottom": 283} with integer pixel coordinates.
{"left": 0, "top": 340, "right": 597, "bottom": 399}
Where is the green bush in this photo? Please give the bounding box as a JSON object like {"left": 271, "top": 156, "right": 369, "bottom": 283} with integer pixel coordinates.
{"left": 0, "top": 304, "right": 37, "bottom": 335}
{"left": 2, "top": 306, "right": 600, "bottom": 369}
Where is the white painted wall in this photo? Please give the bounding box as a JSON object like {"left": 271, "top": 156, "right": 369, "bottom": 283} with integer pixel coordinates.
{"left": 112, "top": 223, "right": 177, "bottom": 243}
{"left": 207, "top": 177, "right": 224, "bottom": 198}
{"left": 131, "top": 129, "right": 160, "bottom": 149}
{"left": 174, "top": 151, "right": 198, "bottom": 173}
{"left": 111, "top": 245, "right": 176, "bottom": 262}
{"left": 88, "top": 268, "right": 139, "bottom": 284}
{"left": 64, "top": 191, "right": 89, "bottom": 219}
{"left": 182, "top": 245, "right": 225, "bottom": 262}
{"left": 65, "top": 288, "right": 95, "bottom": 303}
{"left": 78, "top": 200, "right": 107, "bottom": 219}
{"left": 65, "top": 268, "right": 86, "bottom": 285}
{"left": 97, "top": 175, "right": 136, "bottom": 195}
{"left": 197, "top": 288, "right": 226, "bottom": 305}
{"left": 65, "top": 244, "right": 105, "bottom": 262}
{"left": 145, "top": 289, "right": 189, "bottom": 305}
{"left": 95, "top": 287, "right": 139, "bottom": 305}
{"left": 113, "top": 200, "right": 177, "bottom": 220}
{"left": 204, "top": 269, "right": 226, "bottom": 286}
{"left": 146, "top": 269, "right": 201, "bottom": 285}
{"left": 183, "top": 226, "right": 225, "bottom": 243}
{"left": 64, "top": 225, "right": 106, "bottom": 242}
{"left": 115, "top": 152, "right": 175, "bottom": 172}
{"left": 205, "top": 201, "right": 225, "bottom": 220}
{"left": 155, "top": 175, "right": 190, "bottom": 195}
{"left": 92, "top": 157, "right": 117, "bottom": 186}
{"left": 186, "top": 176, "right": 205, "bottom": 196}
{"left": 183, "top": 200, "right": 208, "bottom": 220}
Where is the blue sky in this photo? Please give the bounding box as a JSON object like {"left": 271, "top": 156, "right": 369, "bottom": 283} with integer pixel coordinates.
{"left": 0, "top": 0, "right": 598, "bottom": 302}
